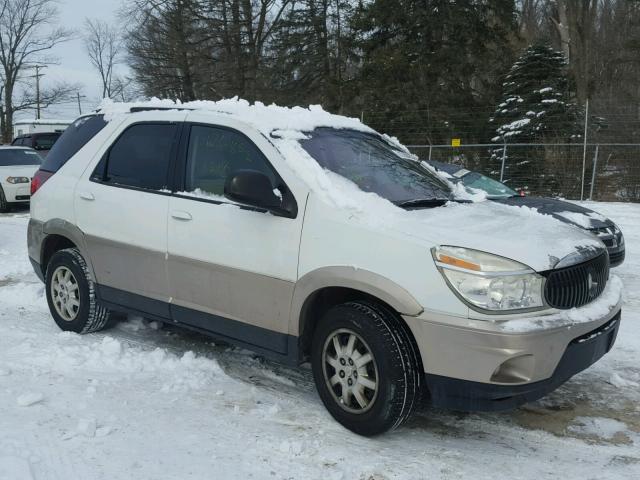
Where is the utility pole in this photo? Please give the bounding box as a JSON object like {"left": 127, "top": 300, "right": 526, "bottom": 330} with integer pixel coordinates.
{"left": 76, "top": 92, "right": 87, "bottom": 115}
{"left": 31, "top": 65, "right": 47, "bottom": 120}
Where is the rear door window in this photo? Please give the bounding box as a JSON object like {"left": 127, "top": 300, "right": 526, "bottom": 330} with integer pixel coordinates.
{"left": 41, "top": 115, "right": 107, "bottom": 172}
{"left": 93, "top": 123, "right": 179, "bottom": 191}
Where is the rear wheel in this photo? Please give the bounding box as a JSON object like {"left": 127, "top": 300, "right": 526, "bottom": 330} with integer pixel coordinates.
{"left": 311, "top": 301, "right": 422, "bottom": 436}
{"left": 45, "top": 248, "right": 111, "bottom": 334}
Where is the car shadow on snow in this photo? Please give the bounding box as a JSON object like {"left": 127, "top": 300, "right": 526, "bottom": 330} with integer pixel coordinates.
{"left": 0, "top": 203, "right": 30, "bottom": 217}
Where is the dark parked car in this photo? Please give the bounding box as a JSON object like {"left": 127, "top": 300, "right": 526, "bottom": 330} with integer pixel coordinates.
{"left": 12, "top": 132, "right": 62, "bottom": 158}
{"left": 429, "top": 160, "right": 625, "bottom": 267}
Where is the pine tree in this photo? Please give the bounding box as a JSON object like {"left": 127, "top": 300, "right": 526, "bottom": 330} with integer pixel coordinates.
{"left": 490, "top": 44, "right": 580, "bottom": 145}
{"left": 352, "top": 0, "right": 518, "bottom": 144}
{"left": 489, "top": 44, "right": 582, "bottom": 194}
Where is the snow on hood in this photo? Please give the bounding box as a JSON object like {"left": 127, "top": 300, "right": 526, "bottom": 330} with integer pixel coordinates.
{"left": 395, "top": 202, "right": 604, "bottom": 271}
{"left": 494, "top": 196, "right": 613, "bottom": 230}
{"left": 96, "top": 99, "right": 603, "bottom": 271}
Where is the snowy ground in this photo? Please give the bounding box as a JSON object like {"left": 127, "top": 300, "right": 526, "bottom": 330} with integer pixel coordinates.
{"left": 0, "top": 202, "right": 639, "bottom": 480}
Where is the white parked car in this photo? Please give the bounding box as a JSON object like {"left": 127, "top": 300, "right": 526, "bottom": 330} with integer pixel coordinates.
{"left": 0, "top": 146, "right": 41, "bottom": 212}
{"left": 27, "top": 101, "right": 622, "bottom": 436}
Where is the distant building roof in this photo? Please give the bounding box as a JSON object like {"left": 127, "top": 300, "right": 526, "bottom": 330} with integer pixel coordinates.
{"left": 13, "top": 119, "right": 73, "bottom": 126}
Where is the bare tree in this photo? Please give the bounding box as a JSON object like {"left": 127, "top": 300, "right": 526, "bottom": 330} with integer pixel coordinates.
{"left": 83, "top": 18, "right": 122, "bottom": 99}
{"left": 0, "top": 0, "right": 73, "bottom": 142}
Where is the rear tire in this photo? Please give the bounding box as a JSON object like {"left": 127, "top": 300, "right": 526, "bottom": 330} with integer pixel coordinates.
{"left": 45, "top": 248, "right": 111, "bottom": 334}
{"left": 0, "top": 187, "right": 8, "bottom": 213}
{"left": 311, "top": 300, "right": 422, "bottom": 436}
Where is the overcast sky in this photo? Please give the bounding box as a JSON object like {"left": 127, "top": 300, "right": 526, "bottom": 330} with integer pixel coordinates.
{"left": 15, "top": 0, "right": 126, "bottom": 122}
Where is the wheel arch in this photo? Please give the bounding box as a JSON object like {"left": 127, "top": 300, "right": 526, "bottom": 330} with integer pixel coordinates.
{"left": 291, "top": 267, "right": 424, "bottom": 361}
{"left": 39, "top": 219, "right": 96, "bottom": 281}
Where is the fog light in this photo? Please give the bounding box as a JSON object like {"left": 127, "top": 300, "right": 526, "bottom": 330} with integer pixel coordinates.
{"left": 490, "top": 355, "right": 534, "bottom": 383}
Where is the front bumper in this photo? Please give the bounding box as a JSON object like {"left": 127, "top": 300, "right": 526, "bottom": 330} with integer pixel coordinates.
{"left": 424, "top": 311, "right": 620, "bottom": 411}
{"left": 403, "top": 279, "right": 623, "bottom": 412}
{"left": 1, "top": 182, "right": 30, "bottom": 202}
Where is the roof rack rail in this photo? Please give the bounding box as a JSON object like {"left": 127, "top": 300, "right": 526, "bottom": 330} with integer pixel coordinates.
{"left": 129, "top": 106, "right": 193, "bottom": 113}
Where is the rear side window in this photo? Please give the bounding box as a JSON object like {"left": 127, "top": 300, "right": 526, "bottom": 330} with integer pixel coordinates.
{"left": 93, "top": 123, "right": 178, "bottom": 191}
{"left": 41, "top": 115, "right": 107, "bottom": 172}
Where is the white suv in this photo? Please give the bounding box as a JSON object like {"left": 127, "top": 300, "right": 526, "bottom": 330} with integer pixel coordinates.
{"left": 27, "top": 101, "right": 623, "bottom": 436}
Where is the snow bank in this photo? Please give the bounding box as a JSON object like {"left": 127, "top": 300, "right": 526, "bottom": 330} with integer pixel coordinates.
{"left": 26, "top": 335, "right": 227, "bottom": 393}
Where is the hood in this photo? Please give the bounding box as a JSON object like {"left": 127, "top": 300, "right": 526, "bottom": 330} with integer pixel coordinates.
{"left": 493, "top": 196, "right": 612, "bottom": 230}
{"left": 394, "top": 201, "right": 605, "bottom": 272}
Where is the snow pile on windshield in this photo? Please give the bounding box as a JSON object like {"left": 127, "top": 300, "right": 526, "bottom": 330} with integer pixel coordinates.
{"left": 419, "top": 161, "right": 487, "bottom": 202}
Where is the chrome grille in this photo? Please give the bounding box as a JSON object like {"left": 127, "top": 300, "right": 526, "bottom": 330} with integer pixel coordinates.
{"left": 544, "top": 253, "right": 609, "bottom": 309}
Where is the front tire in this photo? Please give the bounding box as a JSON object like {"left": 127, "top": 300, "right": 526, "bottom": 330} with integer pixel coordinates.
{"left": 45, "top": 248, "right": 111, "bottom": 334}
{"left": 311, "top": 301, "right": 422, "bottom": 436}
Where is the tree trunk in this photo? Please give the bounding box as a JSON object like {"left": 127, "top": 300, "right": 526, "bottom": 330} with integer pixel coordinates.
{"left": 555, "top": 0, "right": 571, "bottom": 61}
{"left": 1, "top": 83, "right": 14, "bottom": 143}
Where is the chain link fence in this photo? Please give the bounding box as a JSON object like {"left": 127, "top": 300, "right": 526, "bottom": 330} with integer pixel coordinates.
{"left": 407, "top": 143, "right": 640, "bottom": 202}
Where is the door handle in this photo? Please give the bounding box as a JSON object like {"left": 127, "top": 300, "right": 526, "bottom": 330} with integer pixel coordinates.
{"left": 171, "top": 211, "right": 192, "bottom": 221}
{"left": 79, "top": 191, "right": 95, "bottom": 201}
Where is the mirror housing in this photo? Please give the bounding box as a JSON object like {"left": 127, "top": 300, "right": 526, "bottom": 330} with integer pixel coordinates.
{"left": 225, "top": 169, "right": 292, "bottom": 215}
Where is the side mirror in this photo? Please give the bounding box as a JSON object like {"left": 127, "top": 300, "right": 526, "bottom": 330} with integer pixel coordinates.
{"left": 224, "top": 169, "right": 284, "bottom": 212}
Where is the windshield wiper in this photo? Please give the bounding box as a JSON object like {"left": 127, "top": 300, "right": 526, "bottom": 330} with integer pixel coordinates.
{"left": 395, "top": 198, "right": 450, "bottom": 209}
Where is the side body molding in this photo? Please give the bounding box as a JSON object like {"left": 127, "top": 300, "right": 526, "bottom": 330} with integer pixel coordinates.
{"left": 289, "top": 266, "right": 424, "bottom": 336}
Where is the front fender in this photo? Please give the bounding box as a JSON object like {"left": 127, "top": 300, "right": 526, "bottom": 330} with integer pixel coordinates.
{"left": 289, "top": 266, "right": 423, "bottom": 336}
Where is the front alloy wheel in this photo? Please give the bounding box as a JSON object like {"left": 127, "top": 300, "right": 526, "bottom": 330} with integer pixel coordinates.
{"left": 322, "top": 329, "right": 379, "bottom": 413}
{"left": 311, "top": 301, "right": 422, "bottom": 436}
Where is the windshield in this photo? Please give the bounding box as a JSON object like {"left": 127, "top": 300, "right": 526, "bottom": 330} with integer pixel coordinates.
{"left": 0, "top": 149, "right": 42, "bottom": 166}
{"left": 459, "top": 171, "right": 517, "bottom": 198}
{"left": 299, "top": 128, "right": 452, "bottom": 204}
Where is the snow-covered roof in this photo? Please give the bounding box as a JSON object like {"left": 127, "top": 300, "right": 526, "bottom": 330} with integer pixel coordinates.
{"left": 98, "top": 97, "right": 375, "bottom": 138}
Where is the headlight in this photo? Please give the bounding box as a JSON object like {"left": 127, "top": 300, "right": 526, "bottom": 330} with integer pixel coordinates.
{"left": 6, "top": 176, "right": 30, "bottom": 184}
{"left": 432, "top": 246, "right": 545, "bottom": 313}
